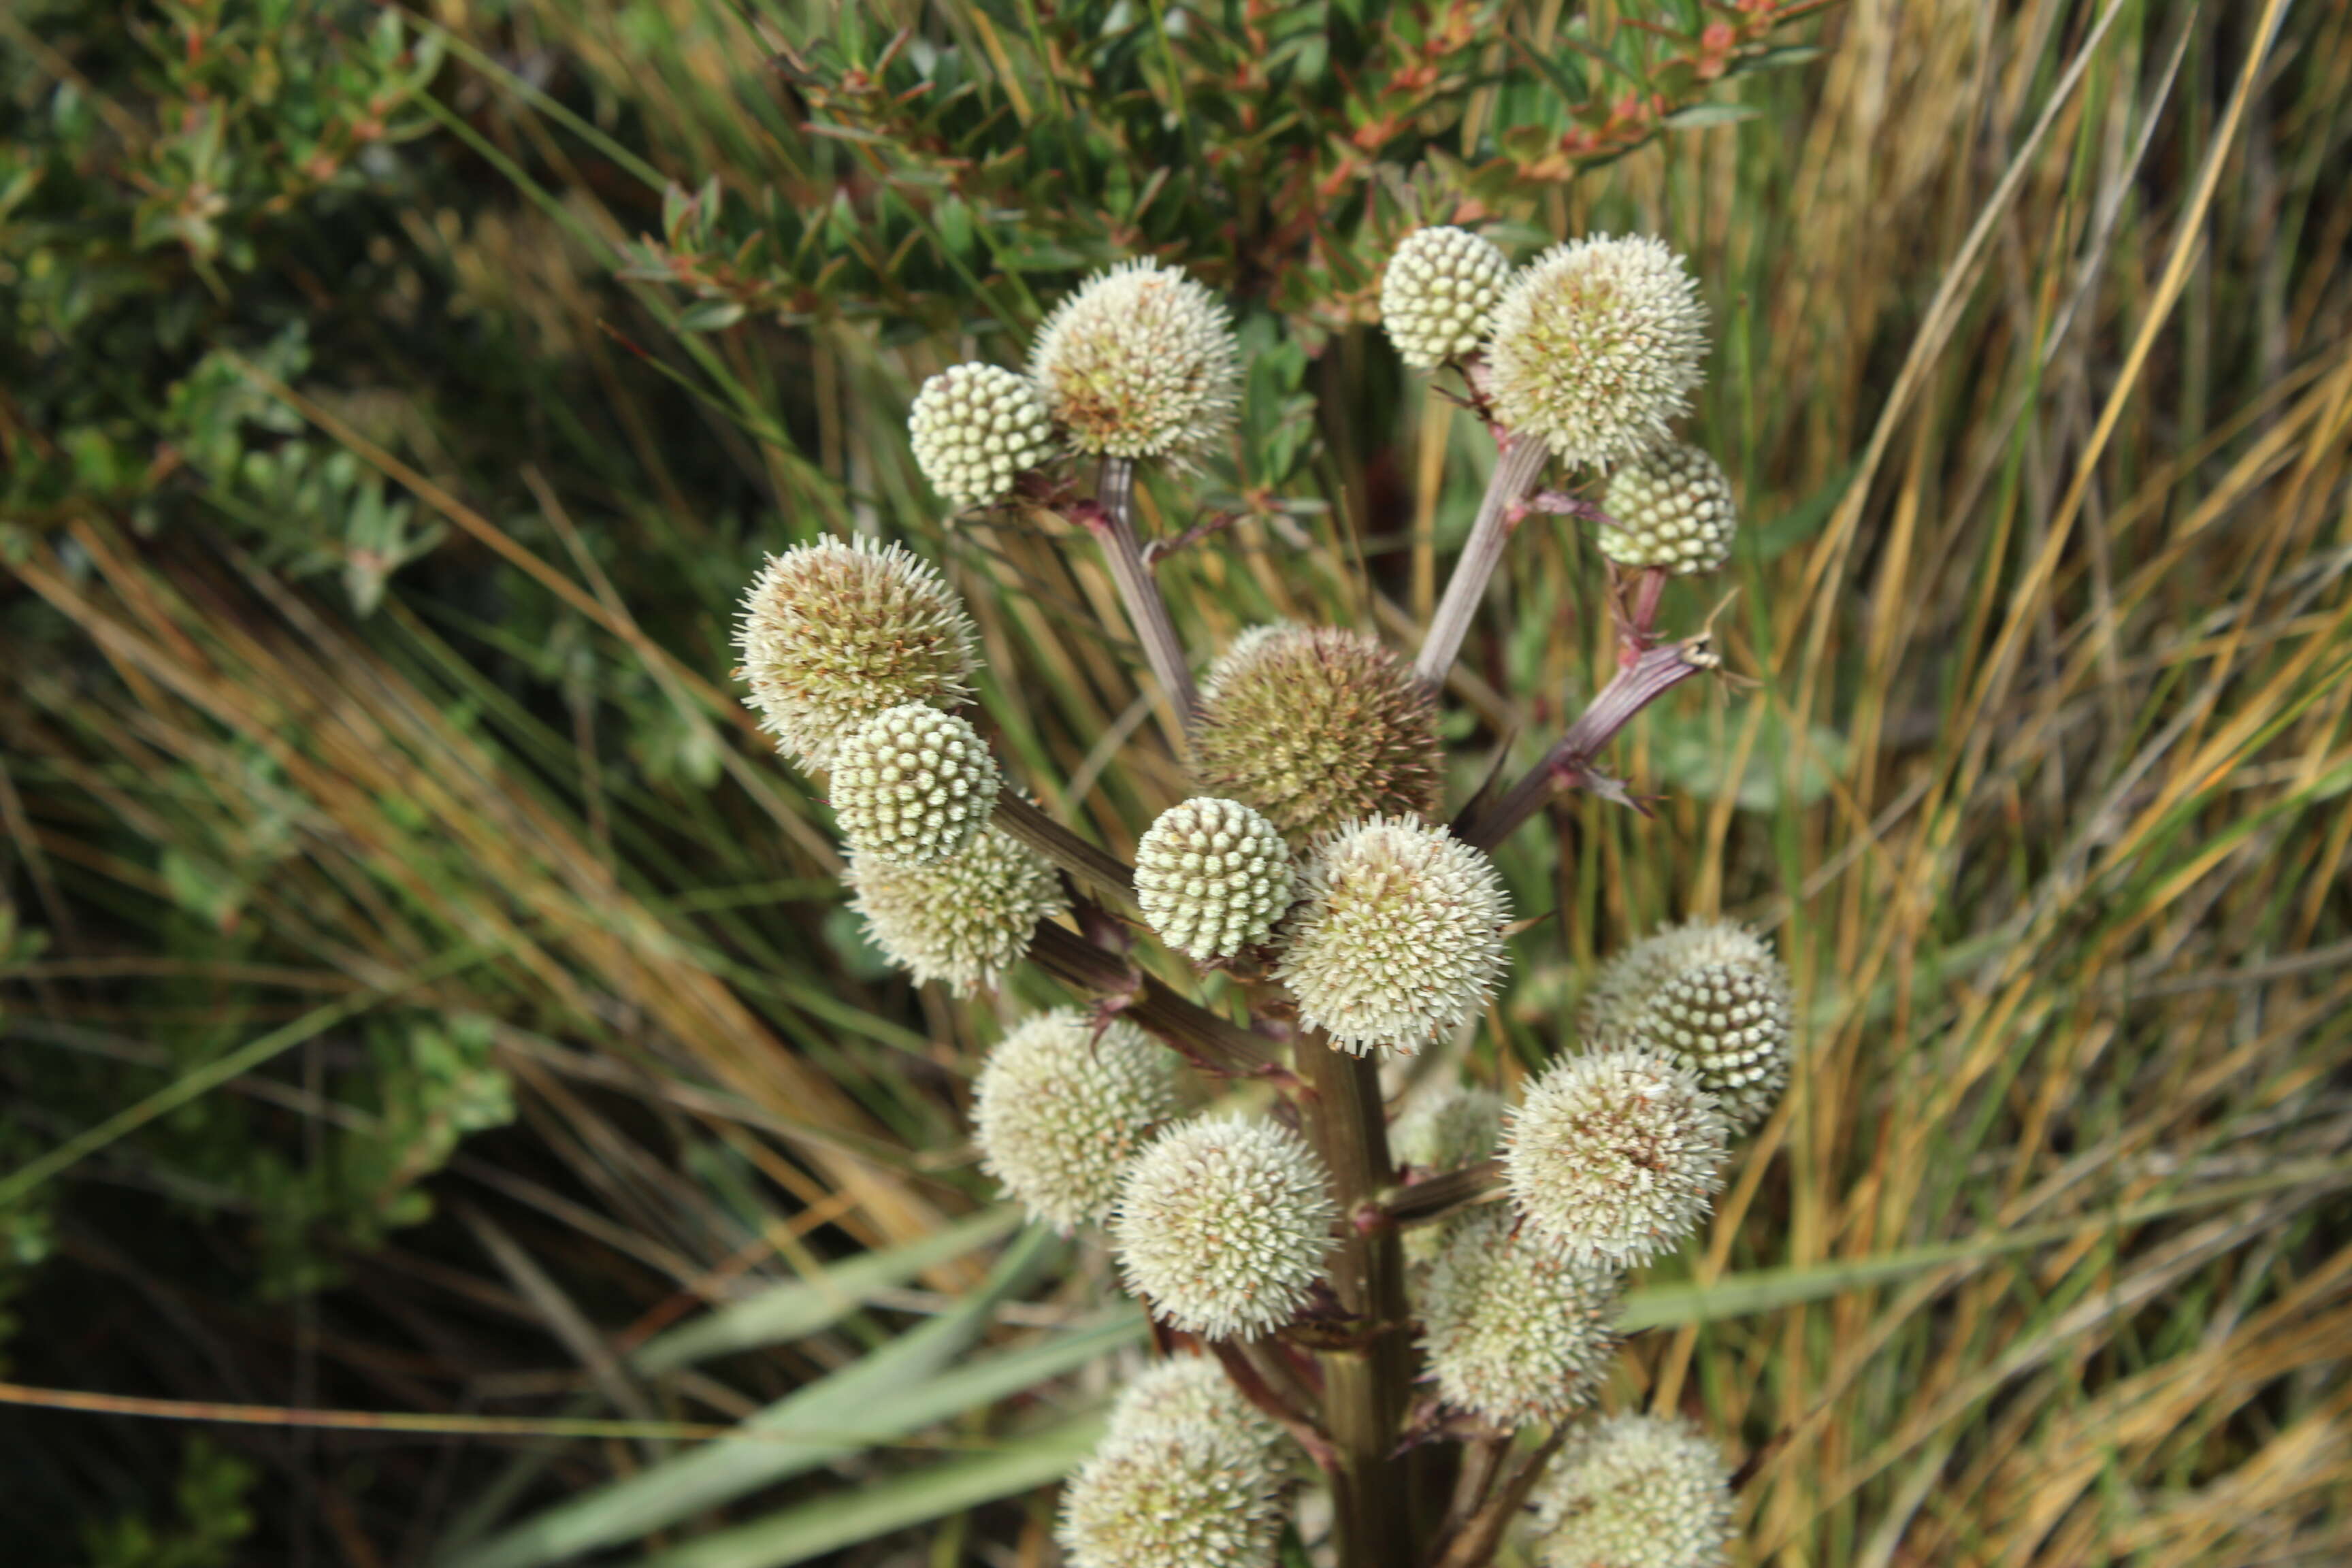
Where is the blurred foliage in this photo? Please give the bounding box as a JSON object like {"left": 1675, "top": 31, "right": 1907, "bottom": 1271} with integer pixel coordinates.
{"left": 81, "top": 1438, "right": 259, "bottom": 1568}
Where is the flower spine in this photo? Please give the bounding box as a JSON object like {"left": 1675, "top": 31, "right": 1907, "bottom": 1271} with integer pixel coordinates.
{"left": 1133, "top": 797, "right": 1296, "bottom": 963}
{"left": 1381, "top": 226, "right": 1513, "bottom": 370}
{"left": 1193, "top": 626, "right": 1444, "bottom": 841}
{"left": 1029, "top": 259, "right": 1240, "bottom": 465}
{"left": 734, "top": 537, "right": 978, "bottom": 768}
{"left": 972, "top": 1011, "right": 1179, "bottom": 1232}
{"left": 1112, "top": 1115, "right": 1337, "bottom": 1340}
{"left": 1060, "top": 1422, "right": 1284, "bottom": 1568}
{"left": 1275, "top": 815, "right": 1512, "bottom": 1055}
{"left": 1107, "top": 1356, "right": 1284, "bottom": 1455}
{"left": 1598, "top": 442, "right": 1740, "bottom": 574}
{"left": 845, "top": 826, "right": 1067, "bottom": 994}
{"left": 1486, "top": 234, "right": 1708, "bottom": 470}
{"left": 1581, "top": 920, "right": 1794, "bottom": 1132}
{"left": 1528, "top": 1412, "right": 1737, "bottom": 1568}
{"left": 907, "top": 362, "right": 1057, "bottom": 507}
{"left": 828, "top": 704, "right": 1000, "bottom": 866}
{"left": 1419, "top": 1206, "right": 1620, "bottom": 1429}
{"left": 1503, "top": 1047, "right": 1727, "bottom": 1266}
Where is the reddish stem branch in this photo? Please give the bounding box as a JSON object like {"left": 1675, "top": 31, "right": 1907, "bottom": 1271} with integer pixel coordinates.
{"left": 1025, "top": 920, "right": 1290, "bottom": 1083}
{"left": 1414, "top": 436, "right": 1554, "bottom": 687}
{"left": 991, "top": 794, "right": 1137, "bottom": 911}
{"left": 1080, "top": 457, "right": 1200, "bottom": 728}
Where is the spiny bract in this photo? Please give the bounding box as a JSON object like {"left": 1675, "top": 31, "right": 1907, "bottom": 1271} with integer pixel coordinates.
{"left": 1193, "top": 626, "right": 1443, "bottom": 843}
{"left": 828, "top": 704, "right": 1000, "bottom": 866}
{"left": 1381, "top": 225, "right": 1514, "bottom": 370}
{"left": 1528, "top": 1411, "right": 1737, "bottom": 1568}
{"left": 1420, "top": 1206, "right": 1621, "bottom": 1430}
{"left": 971, "top": 1011, "right": 1179, "bottom": 1232}
{"left": 1029, "top": 259, "right": 1240, "bottom": 465}
{"left": 1581, "top": 920, "right": 1794, "bottom": 1132}
{"left": 907, "top": 362, "right": 1057, "bottom": 508}
{"left": 1059, "top": 1422, "right": 1285, "bottom": 1568}
{"left": 1275, "top": 815, "right": 1512, "bottom": 1056}
{"left": 1486, "top": 234, "right": 1708, "bottom": 470}
{"left": 1112, "top": 1115, "right": 1337, "bottom": 1340}
{"left": 735, "top": 537, "right": 978, "bottom": 768}
{"left": 845, "top": 826, "right": 1067, "bottom": 995}
{"left": 1598, "top": 442, "right": 1740, "bottom": 574}
{"left": 1107, "top": 1356, "right": 1284, "bottom": 1454}
{"left": 1133, "top": 797, "right": 1296, "bottom": 963}
{"left": 1503, "top": 1047, "right": 1727, "bottom": 1266}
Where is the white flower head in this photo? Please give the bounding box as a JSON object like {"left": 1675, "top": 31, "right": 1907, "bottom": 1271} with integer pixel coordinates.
{"left": 1276, "top": 815, "right": 1512, "bottom": 1055}
{"left": 1134, "top": 797, "right": 1296, "bottom": 963}
{"left": 1107, "top": 1356, "right": 1283, "bottom": 1454}
{"left": 1030, "top": 259, "right": 1240, "bottom": 465}
{"left": 908, "top": 362, "right": 1058, "bottom": 507}
{"left": 845, "top": 826, "right": 1067, "bottom": 994}
{"left": 829, "top": 704, "right": 1000, "bottom": 866}
{"left": 1528, "top": 1411, "right": 1737, "bottom": 1568}
{"left": 1381, "top": 226, "right": 1512, "bottom": 370}
{"left": 972, "top": 1011, "right": 1179, "bottom": 1232}
{"left": 1113, "top": 1115, "right": 1337, "bottom": 1340}
{"left": 1503, "top": 1047, "right": 1727, "bottom": 1266}
{"left": 1487, "top": 234, "right": 1708, "bottom": 470}
{"left": 1582, "top": 920, "right": 1794, "bottom": 1132}
{"left": 1420, "top": 1206, "right": 1621, "bottom": 1430}
{"left": 1060, "top": 1422, "right": 1284, "bottom": 1568}
{"left": 1599, "top": 442, "right": 1739, "bottom": 574}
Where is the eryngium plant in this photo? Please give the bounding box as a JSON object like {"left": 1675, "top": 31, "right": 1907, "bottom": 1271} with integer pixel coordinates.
{"left": 731, "top": 232, "right": 1798, "bottom": 1568}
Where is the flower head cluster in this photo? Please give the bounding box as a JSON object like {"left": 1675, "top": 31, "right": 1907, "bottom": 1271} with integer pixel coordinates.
{"left": 908, "top": 363, "right": 1057, "bottom": 507}
{"left": 1420, "top": 1207, "right": 1620, "bottom": 1430}
{"left": 1060, "top": 1422, "right": 1284, "bottom": 1568}
{"left": 1134, "top": 797, "right": 1296, "bottom": 963}
{"left": 972, "top": 1011, "right": 1179, "bottom": 1232}
{"left": 1381, "top": 226, "right": 1513, "bottom": 370}
{"left": 1277, "top": 816, "right": 1512, "bottom": 1055}
{"left": 1599, "top": 443, "right": 1740, "bottom": 574}
{"left": 1529, "top": 1412, "right": 1736, "bottom": 1568}
{"left": 1107, "top": 1356, "right": 1283, "bottom": 1454}
{"left": 828, "top": 704, "right": 1000, "bottom": 866}
{"left": 1193, "top": 626, "right": 1443, "bottom": 842}
{"left": 1487, "top": 235, "right": 1708, "bottom": 470}
{"left": 1503, "top": 1048, "right": 1727, "bottom": 1266}
{"left": 1030, "top": 259, "right": 1240, "bottom": 465}
{"left": 1582, "top": 921, "right": 1794, "bottom": 1132}
{"left": 845, "top": 827, "right": 1067, "bottom": 994}
{"left": 1113, "top": 1115, "right": 1336, "bottom": 1340}
{"left": 735, "top": 538, "right": 978, "bottom": 768}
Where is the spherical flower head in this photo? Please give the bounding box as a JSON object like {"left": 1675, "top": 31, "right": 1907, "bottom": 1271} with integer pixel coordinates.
{"left": 1381, "top": 226, "right": 1513, "bottom": 370}
{"left": 828, "top": 704, "right": 1000, "bottom": 866}
{"left": 1059, "top": 1422, "right": 1284, "bottom": 1568}
{"left": 1029, "top": 259, "right": 1240, "bottom": 464}
{"left": 908, "top": 363, "right": 1058, "bottom": 507}
{"left": 845, "top": 826, "right": 1068, "bottom": 994}
{"left": 1107, "top": 1356, "right": 1283, "bottom": 1454}
{"left": 1419, "top": 1207, "right": 1620, "bottom": 1430}
{"left": 1599, "top": 443, "right": 1739, "bottom": 574}
{"left": 973, "top": 1011, "right": 1179, "bottom": 1232}
{"left": 1275, "top": 816, "right": 1512, "bottom": 1056}
{"left": 1194, "top": 626, "right": 1443, "bottom": 843}
{"left": 1112, "top": 1115, "right": 1337, "bottom": 1341}
{"left": 1134, "top": 798, "right": 1296, "bottom": 963}
{"left": 735, "top": 537, "right": 979, "bottom": 768}
{"left": 1528, "top": 1412, "right": 1736, "bottom": 1568}
{"left": 1582, "top": 920, "right": 1794, "bottom": 1132}
{"left": 1486, "top": 234, "right": 1708, "bottom": 470}
{"left": 1503, "top": 1047, "right": 1727, "bottom": 1267}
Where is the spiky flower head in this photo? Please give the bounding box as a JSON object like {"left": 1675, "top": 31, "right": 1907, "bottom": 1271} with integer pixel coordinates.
{"left": 1107, "top": 1356, "right": 1283, "bottom": 1454}
{"left": 735, "top": 537, "right": 978, "bottom": 768}
{"left": 1529, "top": 1412, "right": 1736, "bottom": 1568}
{"left": 1598, "top": 442, "right": 1739, "bottom": 574}
{"left": 1582, "top": 920, "right": 1794, "bottom": 1132}
{"left": 1134, "top": 798, "right": 1296, "bottom": 963}
{"left": 1392, "top": 1083, "right": 1507, "bottom": 1265}
{"left": 1276, "top": 816, "right": 1512, "bottom": 1056}
{"left": 907, "top": 363, "right": 1058, "bottom": 508}
{"left": 1420, "top": 1207, "right": 1621, "bottom": 1430}
{"left": 1503, "top": 1048, "right": 1727, "bottom": 1266}
{"left": 845, "top": 826, "right": 1067, "bottom": 994}
{"left": 1381, "top": 226, "right": 1513, "bottom": 370}
{"left": 828, "top": 704, "right": 1000, "bottom": 866}
{"left": 1029, "top": 259, "right": 1240, "bottom": 465}
{"left": 1486, "top": 234, "right": 1708, "bottom": 470}
{"left": 1112, "top": 1115, "right": 1337, "bottom": 1340}
{"left": 1059, "top": 1422, "right": 1284, "bottom": 1568}
{"left": 972, "top": 1011, "right": 1179, "bottom": 1232}
{"left": 1194, "top": 626, "right": 1443, "bottom": 843}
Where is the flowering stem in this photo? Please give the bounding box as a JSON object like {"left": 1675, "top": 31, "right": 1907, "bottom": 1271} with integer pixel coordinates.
{"left": 990, "top": 794, "right": 1138, "bottom": 911}
{"left": 1376, "top": 1158, "right": 1504, "bottom": 1229}
{"left": 1412, "top": 435, "right": 1553, "bottom": 687}
{"left": 1083, "top": 457, "right": 1200, "bottom": 728}
{"left": 1296, "top": 1038, "right": 1414, "bottom": 1568}
{"left": 1024, "top": 920, "right": 1290, "bottom": 1082}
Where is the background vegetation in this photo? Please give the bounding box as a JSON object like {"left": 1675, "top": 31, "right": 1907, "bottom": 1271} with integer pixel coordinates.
{"left": 3, "top": 0, "right": 2347, "bottom": 1563}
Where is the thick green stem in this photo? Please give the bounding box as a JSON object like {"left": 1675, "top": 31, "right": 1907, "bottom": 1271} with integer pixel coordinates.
{"left": 1297, "top": 1038, "right": 1414, "bottom": 1568}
